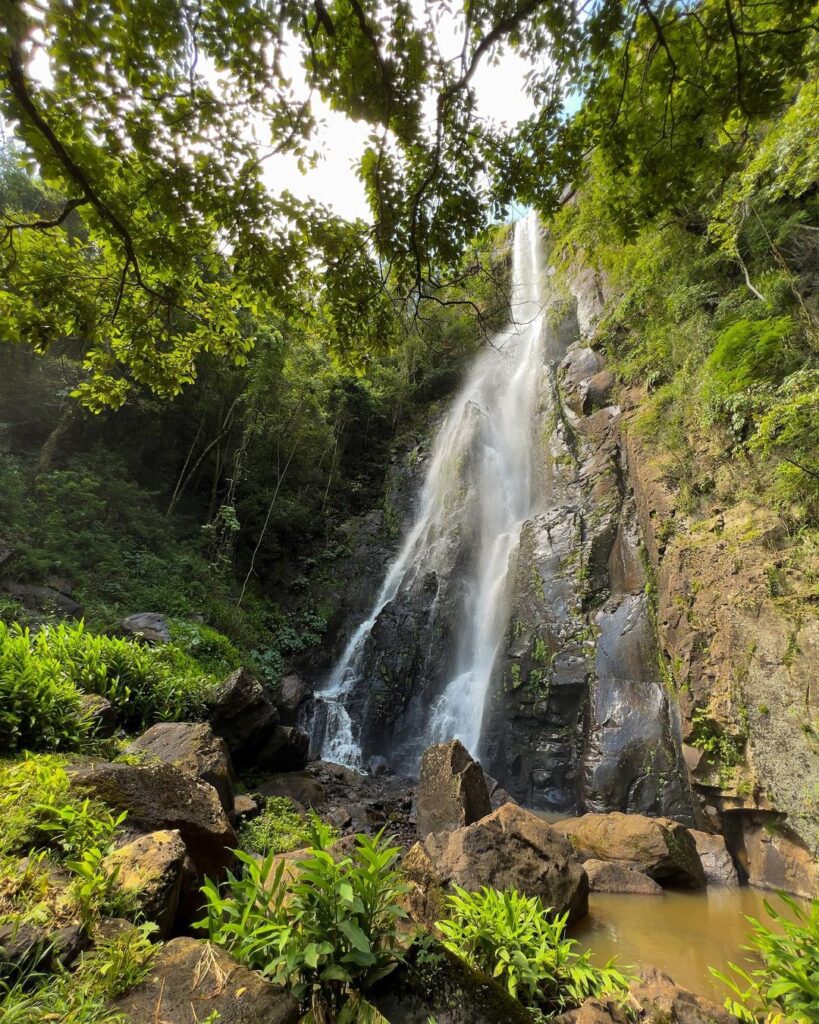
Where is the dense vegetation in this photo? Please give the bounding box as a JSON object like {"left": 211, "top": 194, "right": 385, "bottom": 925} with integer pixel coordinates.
{"left": 1, "top": 0, "right": 818, "bottom": 1022}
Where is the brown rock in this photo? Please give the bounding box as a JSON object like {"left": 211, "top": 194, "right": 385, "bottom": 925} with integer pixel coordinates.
{"left": 631, "top": 966, "right": 735, "bottom": 1023}
{"left": 553, "top": 813, "right": 705, "bottom": 888}
{"left": 80, "top": 693, "right": 117, "bottom": 738}
{"left": 233, "top": 793, "right": 262, "bottom": 822}
{"left": 112, "top": 937, "right": 299, "bottom": 1024}
{"left": 102, "top": 830, "right": 186, "bottom": 937}
{"left": 416, "top": 739, "right": 492, "bottom": 838}
{"left": 126, "top": 722, "right": 234, "bottom": 815}
{"left": 403, "top": 803, "right": 588, "bottom": 927}
{"left": 209, "top": 668, "right": 279, "bottom": 765}
{"left": 583, "top": 859, "right": 662, "bottom": 895}
{"left": 689, "top": 830, "right": 738, "bottom": 887}
{"left": 742, "top": 820, "right": 819, "bottom": 898}
{"left": 257, "top": 771, "right": 325, "bottom": 808}
{"left": 277, "top": 673, "right": 311, "bottom": 724}
{"left": 71, "top": 762, "right": 236, "bottom": 878}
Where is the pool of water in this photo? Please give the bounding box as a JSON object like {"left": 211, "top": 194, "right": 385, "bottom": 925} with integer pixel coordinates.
{"left": 570, "top": 887, "right": 799, "bottom": 1003}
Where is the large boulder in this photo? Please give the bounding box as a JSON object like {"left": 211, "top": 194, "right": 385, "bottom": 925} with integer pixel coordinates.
{"left": 126, "top": 723, "right": 234, "bottom": 815}
{"left": 208, "top": 668, "right": 279, "bottom": 764}
{"left": 71, "top": 762, "right": 236, "bottom": 877}
{"left": 117, "top": 612, "right": 171, "bottom": 644}
{"left": 583, "top": 859, "right": 662, "bottom": 895}
{"left": 0, "top": 922, "right": 86, "bottom": 980}
{"left": 689, "top": 830, "right": 738, "bottom": 887}
{"left": 416, "top": 740, "right": 492, "bottom": 838}
{"left": 552, "top": 813, "right": 705, "bottom": 888}
{"left": 255, "top": 725, "right": 309, "bottom": 772}
{"left": 367, "top": 935, "right": 532, "bottom": 1024}
{"left": 403, "top": 803, "right": 588, "bottom": 927}
{"left": 277, "top": 672, "right": 311, "bottom": 725}
{"left": 112, "top": 937, "right": 299, "bottom": 1024}
{"left": 102, "top": 830, "right": 186, "bottom": 937}
{"left": 4, "top": 582, "right": 82, "bottom": 619}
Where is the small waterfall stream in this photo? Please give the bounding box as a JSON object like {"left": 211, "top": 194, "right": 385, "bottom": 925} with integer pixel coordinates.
{"left": 313, "top": 213, "right": 547, "bottom": 768}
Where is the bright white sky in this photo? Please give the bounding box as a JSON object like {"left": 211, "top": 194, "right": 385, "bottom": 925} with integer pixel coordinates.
{"left": 264, "top": 6, "right": 540, "bottom": 222}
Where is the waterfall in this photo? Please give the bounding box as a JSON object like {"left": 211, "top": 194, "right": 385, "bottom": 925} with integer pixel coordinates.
{"left": 313, "top": 212, "right": 546, "bottom": 769}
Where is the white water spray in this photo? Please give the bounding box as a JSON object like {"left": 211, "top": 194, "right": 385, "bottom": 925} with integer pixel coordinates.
{"left": 315, "top": 212, "right": 546, "bottom": 768}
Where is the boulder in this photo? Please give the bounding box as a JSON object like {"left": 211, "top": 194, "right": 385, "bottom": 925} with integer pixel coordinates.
{"left": 741, "top": 819, "right": 819, "bottom": 898}
{"left": 126, "top": 722, "right": 234, "bottom": 815}
{"left": 403, "top": 803, "right": 588, "bottom": 927}
{"left": 233, "top": 793, "right": 262, "bottom": 822}
{"left": 255, "top": 725, "right": 309, "bottom": 773}
{"left": 632, "top": 966, "right": 736, "bottom": 1024}
{"left": 367, "top": 935, "right": 532, "bottom": 1024}
{"left": 416, "top": 740, "right": 492, "bottom": 838}
{"left": 112, "top": 937, "right": 299, "bottom": 1024}
{"left": 689, "top": 830, "right": 738, "bottom": 887}
{"left": 80, "top": 693, "right": 117, "bottom": 738}
{"left": 554, "top": 968, "right": 735, "bottom": 1024}
{"left": 552, "top": 813, "right": 705, "bottom": 888}
{"left": 277, "top": 673, "right": 311, "bottom": 724}
{"left": 102, "top": 830, "right": 186, "bottom": 937}
{"left": 208, "top": 668, "right": 279, "bottom": 764}
{"left": 4, "top": 582, "right": 82, "bottom": 619}
{"left": 0, "top": 921, "right": 86, "bottom": 980}
{"left": 583, "top": 859, "right": 662, "bottom": 895}
{"left": 485, "top": 773, "right": 518, "bottom": 811}
{"left": 71, "top": 762, "right": 236, "bottom": 878}
{"left": 117, "top": 612, "right": 171, "bottom": 644}
{"left": 257, "top": 771, "right": 325, "bottom": 808}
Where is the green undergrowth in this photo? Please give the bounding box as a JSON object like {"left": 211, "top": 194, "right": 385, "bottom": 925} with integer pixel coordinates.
{"left": 0, "top": 756, "right": 132, "bottom": 929}
{"left": 237, "top": 797, "right": 321, "bottom": 857}
{"left": 551, "top": 75, "right": 819, "bottom": 597}
{"left": 0, "top": 921, "right": 157, "bottom": 1024}
{"left": 0, "top": 619, "right": 221, "bottom": 752}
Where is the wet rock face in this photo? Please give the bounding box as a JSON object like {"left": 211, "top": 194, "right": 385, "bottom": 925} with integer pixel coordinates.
{"left": 483, "top": 321, "right": 692, "bottom": 822}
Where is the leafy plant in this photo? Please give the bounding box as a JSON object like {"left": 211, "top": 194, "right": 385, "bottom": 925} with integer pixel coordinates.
{"left": 237, "top": 797, "right": 314, "bottom": 856}
{"left": 712, "top": 894, "right": 819, "bottom": 1023}
{"left": 199, "top": 818, "right": 408, "bottom": 1021}
{"left": 437, "top": 886, "right": 632, "bottom": 1015}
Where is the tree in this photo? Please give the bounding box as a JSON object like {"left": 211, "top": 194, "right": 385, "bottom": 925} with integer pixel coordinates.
{"left": 1, "top": 0, "right": 815, "bottom": 407}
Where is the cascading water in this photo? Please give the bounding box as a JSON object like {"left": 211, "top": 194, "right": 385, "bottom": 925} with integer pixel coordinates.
{"left": 313, "top": 212, "right": 546, "bottom": 769}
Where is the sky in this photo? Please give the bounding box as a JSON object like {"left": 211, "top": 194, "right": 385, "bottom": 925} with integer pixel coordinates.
{"left": 264, "top": 8, "right": 540, "bottom": 223}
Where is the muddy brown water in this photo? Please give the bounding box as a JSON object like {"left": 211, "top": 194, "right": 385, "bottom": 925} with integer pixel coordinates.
{"left": 569, "top": 887, "right": 802, "bottom": 1004}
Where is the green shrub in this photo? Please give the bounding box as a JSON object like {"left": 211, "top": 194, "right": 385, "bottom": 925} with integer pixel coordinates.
{"left": 707, "top": 317, "right": 799, "bottom": 395}
{"left": 712, "top": 894, "right": 819, "bottom": 1023}
{"left": 0, "top": 919, "right": 156, "bottom": 1023}
{"left": 436, "top": 886, "right": 632, "bottom": 1016}
{"left": 0, "top": 756, "right": 132, "bottom": 928}
{"left": 0, "top": 624, "right": 89, "bottom": 752}
{"left": 199, "top": 818, "right": 407, "bottom": 1020}
{"left": 238, "top": 797, "right": 313, "bottom": 856}
{"left": 0, "top": 620, "right": 218, "bottom": 750}
{"left": 168, "top": 619, "right": 241, "bottom": 677}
